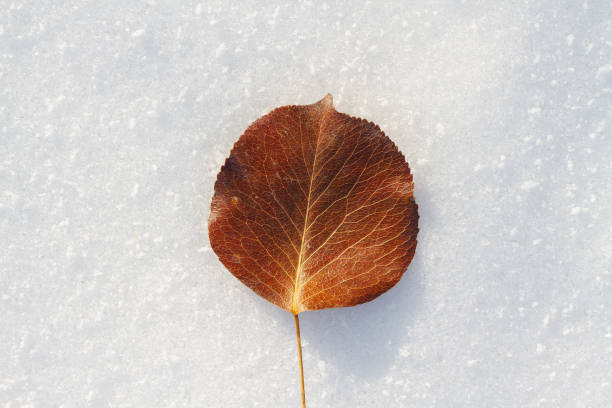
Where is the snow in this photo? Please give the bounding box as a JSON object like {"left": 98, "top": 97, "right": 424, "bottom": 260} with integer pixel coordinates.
{"left": 1, "top": 1, "right": 611, "bottom": 407}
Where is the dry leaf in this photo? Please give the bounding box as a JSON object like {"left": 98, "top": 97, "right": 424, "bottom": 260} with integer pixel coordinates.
{"left": 208, "top": 94, "right": 418, "bottom": 406}
{"left": 209, "top": 94, "right": 418, "bottom": 314}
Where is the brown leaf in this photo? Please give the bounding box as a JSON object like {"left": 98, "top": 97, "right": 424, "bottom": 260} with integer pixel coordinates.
{"left": 209, "top": 94, "right": 418, "bottom": 314}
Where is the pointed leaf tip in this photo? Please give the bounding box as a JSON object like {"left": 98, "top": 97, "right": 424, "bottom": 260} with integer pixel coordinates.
{"left": 317, "top": 93, "right": 333, "bottom": 108}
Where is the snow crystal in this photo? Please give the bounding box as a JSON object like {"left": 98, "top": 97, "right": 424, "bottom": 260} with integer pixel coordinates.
{"left": 520, "top": 180, "right": 540, "bottom": 190}
{"left": 131, "top": 28, "right": 146, "bottom": 38}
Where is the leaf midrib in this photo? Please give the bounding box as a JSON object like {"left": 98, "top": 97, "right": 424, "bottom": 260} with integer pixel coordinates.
{"left": 291, "top": 101, "right": 331, "bottom": 314}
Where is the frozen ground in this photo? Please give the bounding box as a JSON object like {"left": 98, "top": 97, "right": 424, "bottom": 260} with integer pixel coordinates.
{"left": 1, "top": 1, "right": 611, "bottom": 407}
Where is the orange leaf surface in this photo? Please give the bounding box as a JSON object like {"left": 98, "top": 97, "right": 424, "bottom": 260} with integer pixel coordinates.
{"left": 209, "top": 94, "right": 418, "bottom": 315}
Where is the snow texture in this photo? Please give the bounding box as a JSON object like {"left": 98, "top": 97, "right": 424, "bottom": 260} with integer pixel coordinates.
{"left": 1, "top": 1, "right": 611, "bottom": 407}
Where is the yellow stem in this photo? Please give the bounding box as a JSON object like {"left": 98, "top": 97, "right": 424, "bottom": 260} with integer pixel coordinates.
{"left": 293, "top": 313, "right": 306, "bottom": 408}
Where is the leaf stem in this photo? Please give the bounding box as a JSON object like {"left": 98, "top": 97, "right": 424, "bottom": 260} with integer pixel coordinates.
{"left": 293, "top": 313, "right": 306, "bottom": 408}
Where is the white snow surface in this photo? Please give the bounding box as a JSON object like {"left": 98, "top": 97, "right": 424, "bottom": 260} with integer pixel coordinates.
{"left": 1, "top": 1, "right": 611, "bottom": 407}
